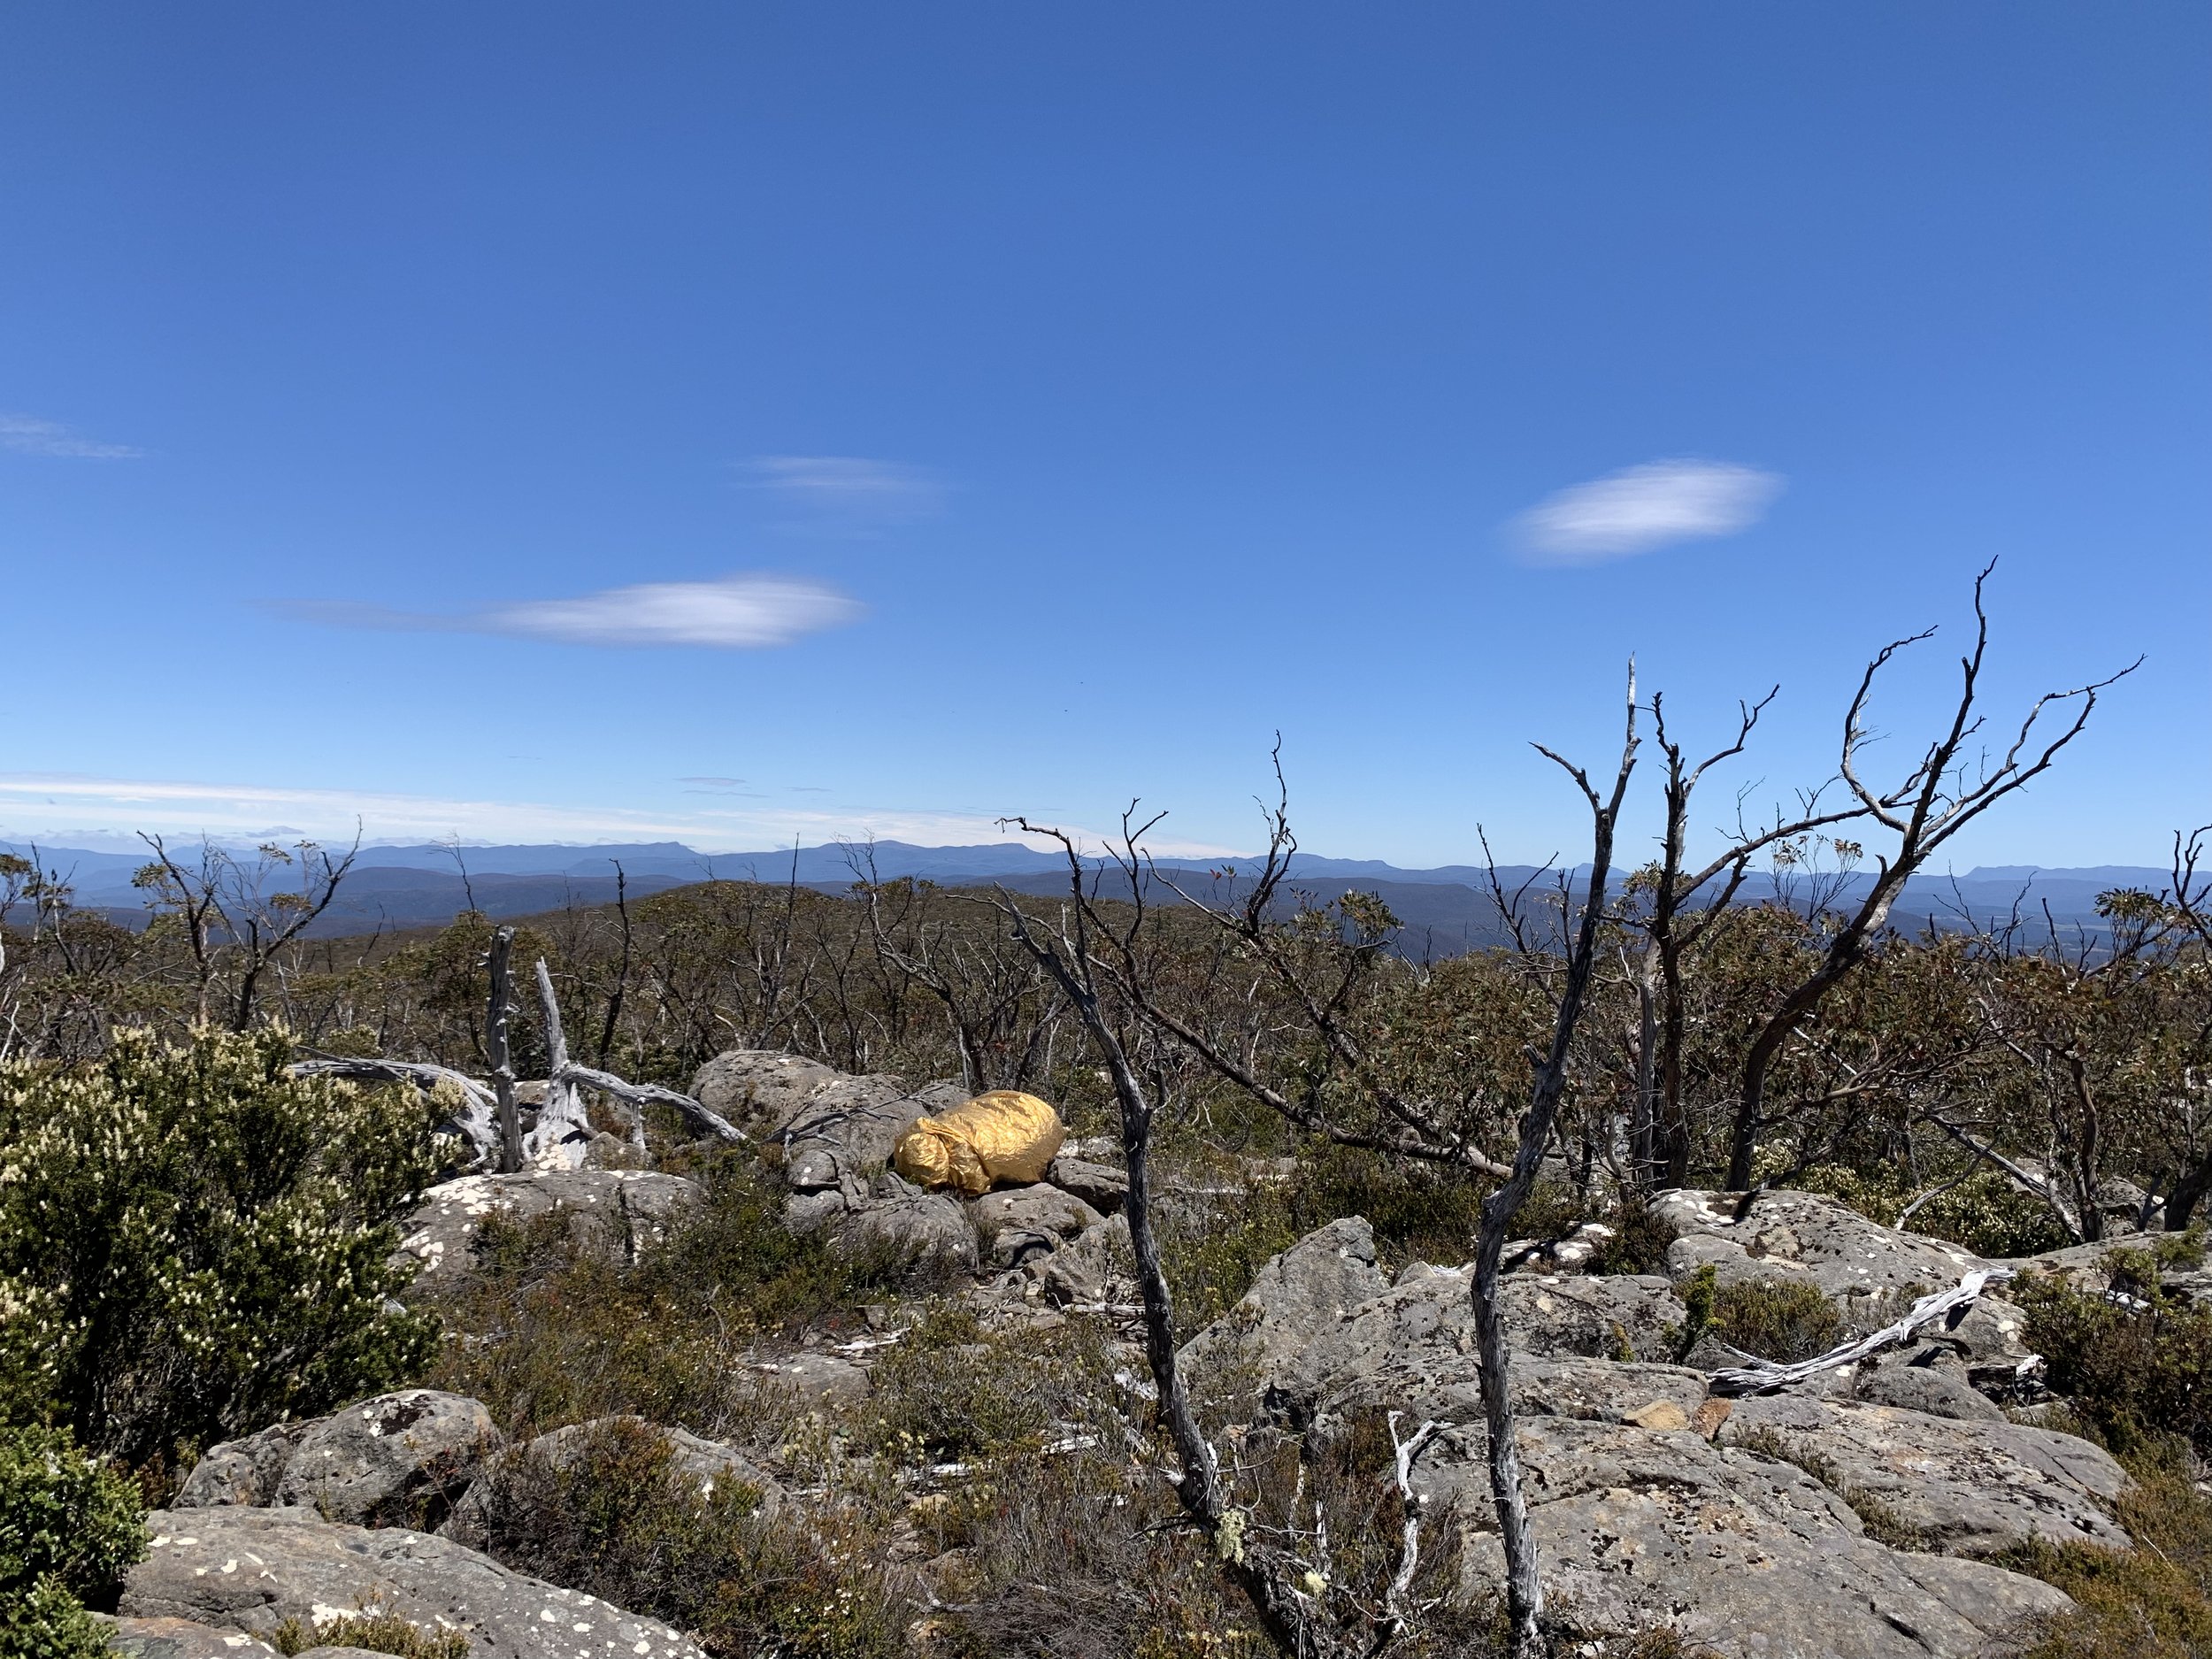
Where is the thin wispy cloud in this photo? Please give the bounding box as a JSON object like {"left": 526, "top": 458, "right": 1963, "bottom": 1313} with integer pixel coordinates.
{"left": 0, "top": 772, "right": 1235, "bottom": 859}
{"left": 0, "top": 413, "right": 142, "bottom": 459}
{"left": 273, "top": 574, "right": 861, "bottom": 649}
{"left": 740, "top": 455, "right": 945, "bottom": 526}
{"left": 1511, "top": 458, "right": 1783, "bottom": 565}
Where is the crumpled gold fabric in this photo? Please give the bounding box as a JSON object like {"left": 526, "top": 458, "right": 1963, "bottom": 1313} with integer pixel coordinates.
{"left": 893, "top": 1089, "right": 1067, "bottom": 1194}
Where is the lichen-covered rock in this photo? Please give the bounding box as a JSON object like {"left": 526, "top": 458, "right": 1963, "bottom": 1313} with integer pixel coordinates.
{"left": 1652, "top": 1188, "right": 1993, "bottom": 1302}
{"left": 1178, "top": 1217, "right": 1390, "bottom": 1391}
{"left": 973, "top": 1184, "right": 1102, "bottom": 1269}
{"left": 785, "top": 1171, "right": 979, "bottom": 1282}
{"left": 1042, "top": 1157, "right": 1127, "bottom": 1214}
{"left": 1178, "top": 1215, "right": 2116, "bottom": 1657}
{"left": 690, "top": 1049, "right": 845, "bottom": 1127}
{"left": 123, "top": 1508, "right": 709, "bottom": 1659}
{"left": 749, "top": 1349, "right": 872, "bottom": 1406}
{"left": 1842, "top": 1352, "right": 2009, "bottom": 1423}
{"left": 1435, "top": 1417, "right": 2074, "bottom": 1659}
{"left": 1719, "top": 1390, "right": 2127, "bottom": 1555}
{"left": 273, "top": 1391, "right": 502, "bottom": 1527}
{"left": 105, "top": 1618, "right": 280, "bottom": 1659}
{"left": 400, "top": 1170, "right": 702, "bottom": 1280}
{"left": 175, "top": 1424, "right": 311, "bottom": 1509}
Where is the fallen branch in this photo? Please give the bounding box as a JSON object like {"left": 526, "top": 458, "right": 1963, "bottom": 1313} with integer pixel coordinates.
{"left": 1708, "top": 1267, "right": 2016, "bottom": 1395}
{"left": 551, "top": 1061, "right": 746, "bottom": 1143}
{"left": 288, "top": 1057, "right": 499, "bottom": 1163}
{"left": 1384, "top": 1414, "right": 1448, "bottom": 1629}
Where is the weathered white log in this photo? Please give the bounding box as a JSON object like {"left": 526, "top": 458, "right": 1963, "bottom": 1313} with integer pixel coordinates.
{"left": 525, "top": 958, "right": 594, "bottom": 1168}
{"left": 1385, "top": 1414, "right": 1447, "bottom": 1628}
{"left": 288, "top": 1058, "right": 500, "bottom": 1164}
{"left": 486, "top": 926, "right": 522, "bottom": 1174}
{"left": 549, "top": 1060, "right": 745, "bottom": 1144}
{"left": 1707, "top": 1267, "right": 2016, "bottom": 1396}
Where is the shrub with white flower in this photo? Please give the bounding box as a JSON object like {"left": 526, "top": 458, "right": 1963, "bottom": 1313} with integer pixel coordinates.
{"left": 0, "top": 1026, "right": 441, "bottom": 1466}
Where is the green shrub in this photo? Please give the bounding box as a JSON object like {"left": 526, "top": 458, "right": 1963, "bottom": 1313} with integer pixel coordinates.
{"left": 0, "top": 1424, "right": 147, "bottom": 1659}
{"left": 0, "top": 1027, "right": 440, "bottom": 1466}
{"left": 1711, "top": 1279, "right": 1840, "bottom": 1363}
{"left": 1795, "top": 1164, "right": 2070, "bottom": 1258}
{"left": 466, "top": 1417, "right": 903, "bottom": 1659}
{"left": 867, "top": 1303, "right": 1117, "bottom": 1465}
{"left": 2014, "top": 1267, "right": 2212, "bottom": 1458}
{"left": 426, "top": 1156, "right": 910, "bottom": 1440}
{"left": 270, "top": 1613, "right": 469, "bottom": 1659}
{"left": 2004, "top": 1438, "right": 2212, "bottom": 1658}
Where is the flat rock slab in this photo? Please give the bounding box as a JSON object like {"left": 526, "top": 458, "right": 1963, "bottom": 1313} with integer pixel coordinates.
{"left": 124, "top": 1508, "right": 707, "bottom": 1659}
{"left": 1443, "top": 1418, "right": 2073, "bottom": 1659}
{"left": 401, "top": 1170, "right": 702, "bottom": 1280}
{"left": 1721, "top": 1391, "right": 2128, "bottom": 1555}
{"left": 106, "top": 1618, "right": 280, "bottom": 1659}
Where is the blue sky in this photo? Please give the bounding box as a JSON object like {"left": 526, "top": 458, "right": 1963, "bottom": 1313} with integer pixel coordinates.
{"left": 3, "top": 4, "right": 2206, "bottom": 868}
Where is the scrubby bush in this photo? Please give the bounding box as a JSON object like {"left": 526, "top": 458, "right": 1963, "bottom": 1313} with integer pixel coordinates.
{"left": 2005, "top": 1439, "right": 2212, "bottom": 1659}
{"left": 2015, "top": 1262, "right": 2212, "bottom": 1458}
{"left": 1711, "top": 1279, "right": 1840, "bottom": 1363}
{"left": 1794, "top": 1164, "right": 2070, "bottom": 1259}
{"left": 0, "top": 1424, "right": 146, "bottom": 1659}
{"left": 426, "top": 1153, "right": 912, "bottom": 1440}
{"left": 0, "top": 1026, "right": 441, "bottom": 1466}
{"left": 270, "top": 1613, "right": 469, "bottom": 1659}
{"left": 467, "top": 1417, "right": 905, "bottom": 1659}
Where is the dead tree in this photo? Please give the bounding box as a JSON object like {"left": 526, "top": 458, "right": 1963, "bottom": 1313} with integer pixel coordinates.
{"left": 133, "top": 832, "right": 360, "bottom": 1029}
{"left": 1724, "top": 564, "right": 2135, "bottom": 1189}
{"left": 1623, "top": 691, "right": 1870, "bottom": 1188}
{"left": 1006, "top": 672, "right": 1639, "bottom": 1659}
{"left": 486, "top": 926, "right": 523, "bottom": 1173}
{"left": 995, "top": 826, "right": 1448, "bottom": 1659}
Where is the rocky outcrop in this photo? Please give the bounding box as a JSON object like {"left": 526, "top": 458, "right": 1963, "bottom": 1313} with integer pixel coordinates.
{"left": 1721, "top": 1390, "right": 2125, "bottom": 1555}
{"left": 1440, "top": 1417, "right": 2074, "bottom": 1659}
{"left": 1651, "top": 1188, "right": 1993, "bottom": 1302}
{"left": 784, "top": 1170, "right": 979, "bottom": 1282}
{"left": 690, "top": 1048, "right": 962, "bottom": 1194}
{"left": 124, "top": 1508, "right": 709, "bottom": 1659}
{"left": 175, "top": 1424, "right": 312, "bottom": 1509}
{"left": 1178, "top": 1214, "right": 2114, "bottom": 1659}
{"left": 1042, "top": 1156, "right": 1127, "bottom": 1214}
{"left": 178, "top": 1392, "right": 501, "bottom": 1528}
{"left": 272, "top": 1392, "right": 502, "bottom": 1527}
{"left": 400, "top": 1170, "right": 702, "bottom": 1281}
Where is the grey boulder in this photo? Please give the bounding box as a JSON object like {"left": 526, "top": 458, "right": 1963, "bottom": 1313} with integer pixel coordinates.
{"left": 1436, "top": 1417, "right": 2074, "bottom": 1659}
{"left": 973, "top": 1183, "right": 1102, "bottom": 1269}
{"left": 273, "top": 1390, "right": 502, "bottom": 1527}
{"left": 1719, "top": 1390, "right": 2127, "bottom": 1556}
{"left": 785, "top": 1171, "right": 979, "bottom": 1283}
{"left": 175, "top": 1424, "right": 312, "bottom": 1509}
{"left": 1042, "top": 1156, "right": 1127, "bottom": 1214}
{"left": 124, "top": 1507, "right": 708, "bottom": 1659}
{"left": 400, "top": 1170, "right": 702, "bottom": 1281}
{"left": 1652, "top": 1188, "right": 1994, "bottom": 1303}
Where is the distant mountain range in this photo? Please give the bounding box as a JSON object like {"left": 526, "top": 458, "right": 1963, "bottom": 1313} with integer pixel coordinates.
{"left": 0, "top": 836, "right": 2176, "bottom": 951}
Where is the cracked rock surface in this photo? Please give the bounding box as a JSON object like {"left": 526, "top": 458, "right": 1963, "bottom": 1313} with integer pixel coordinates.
{"left": 122, "top": 1508, "right": 710, "bottom": 1659}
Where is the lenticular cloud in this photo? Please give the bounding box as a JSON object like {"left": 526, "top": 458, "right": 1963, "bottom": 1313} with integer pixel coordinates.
{"left": 1513, "top": 459, "right": 1783, "bottom": 565}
